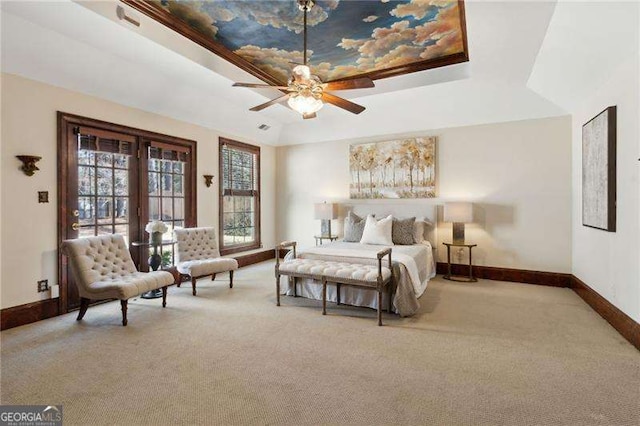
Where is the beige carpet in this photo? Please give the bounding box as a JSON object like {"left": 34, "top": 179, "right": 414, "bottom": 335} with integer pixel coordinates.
{"left": 1, "top": 260, "right": 639, "bottom": 425}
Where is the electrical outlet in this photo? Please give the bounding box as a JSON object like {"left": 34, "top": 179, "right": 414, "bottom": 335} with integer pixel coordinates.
{"left": 37, "top": 279, "right": 49, "bottom": 293}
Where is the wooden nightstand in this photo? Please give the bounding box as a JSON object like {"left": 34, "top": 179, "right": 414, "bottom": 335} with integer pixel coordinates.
{"left": 314, "top": 235, "right": 338, "bottom": 246}
{"left": 442, "top": 242, "right": 478, "bottom": 282}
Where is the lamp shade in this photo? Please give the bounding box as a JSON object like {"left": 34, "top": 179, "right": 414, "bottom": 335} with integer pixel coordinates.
{"left": 314, "top": 202, "right": 338, "bottom": 220}
{"left": 444, "top": 202, "right": 473, "bottom": 223}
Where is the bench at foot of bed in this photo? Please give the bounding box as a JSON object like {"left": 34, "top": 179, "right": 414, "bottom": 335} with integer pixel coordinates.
{"left": 275, "top": 241, "right": 394, "bottom": 326}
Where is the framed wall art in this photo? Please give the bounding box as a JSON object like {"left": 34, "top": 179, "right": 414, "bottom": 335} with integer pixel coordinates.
{"left": 349, "top": 137, "right": 436, "bottom": 199}
{"left": 582, "top": 106, "right": 616, "bottom": 232}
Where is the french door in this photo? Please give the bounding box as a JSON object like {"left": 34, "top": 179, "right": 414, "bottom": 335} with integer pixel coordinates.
{"left": 58, "top": 113, "right": 196, "bottom": 312}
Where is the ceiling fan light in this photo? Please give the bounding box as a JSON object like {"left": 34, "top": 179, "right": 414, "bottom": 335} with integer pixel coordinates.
{"left": 288, "top": 94, "right": 323, "bottom": 116}
{"left": 292, "top": 64, "right": 312, "bottom": 81}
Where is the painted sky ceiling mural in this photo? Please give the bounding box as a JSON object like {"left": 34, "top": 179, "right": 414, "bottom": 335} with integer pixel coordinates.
{"left": 132, "top": 0, "right": 468, "bottom": 84}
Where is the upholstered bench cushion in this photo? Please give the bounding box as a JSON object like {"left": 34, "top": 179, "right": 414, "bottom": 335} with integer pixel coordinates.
{"left": 87, "top": 271, "right": 174, "bottom": 300}
{"left": 176, "top": 258, "right": 239, "bottom": 278}
{"left": 278, "top": 258, "right": 391, "bottom": 283}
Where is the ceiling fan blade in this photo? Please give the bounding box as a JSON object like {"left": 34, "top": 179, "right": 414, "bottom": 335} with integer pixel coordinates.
{"left": 249, "top": 94, "right": 291, "bottom": 112}
{"left": 322, "top": 92, "right": 366, "bottom": 114}
{"left": 303, "top": 112, "right": 317, "bottom": 120}
{"left": 324, "top": 77, "right": 375, "bottom": 91}
{"left": 233, "top": 82, "right": 291, "bottom": 90}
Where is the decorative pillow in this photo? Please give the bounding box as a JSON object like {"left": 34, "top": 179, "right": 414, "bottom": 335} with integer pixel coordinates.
{"left": 360, "top": 215, "right": 393, "bottom": 245}
{"left": 392, "top": 217, "right": 416, "bottom": 245}
{"left": 344, "top": 211, "right": 369, "bottom": 242}
{"left": 413, "top": 218, "right": 434, "bottom": 244}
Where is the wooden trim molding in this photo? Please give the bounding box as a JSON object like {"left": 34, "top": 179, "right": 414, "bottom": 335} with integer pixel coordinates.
{"left": 436, "top": 262, "right": 573, "bottom": 287}
{"left": 3, "top": 255, "right": 638, "bottom": 353}
{"left": 122, "top": 0, "right": 283, "bottom": 86}
{"left": 233, "top": 249, "right": 275, "bottom": 268}
{"left": 122, "top": 0, "right": 469, "bottom": 84}
{"left": 571, "top": 276, "right": 640, "bottom": 350}
{"left": 436, "top": 262, "right": 639, "bottom": 351}
{"left": 1, "top": 299, "right": 60, "bottom": 331}
{"left": 1, "top": 250, "right": 275, "bottom": 330}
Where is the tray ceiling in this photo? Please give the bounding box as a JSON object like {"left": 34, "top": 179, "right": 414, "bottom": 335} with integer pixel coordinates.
{"left": 123, "top": 0, "right": 469, "bottom": 85}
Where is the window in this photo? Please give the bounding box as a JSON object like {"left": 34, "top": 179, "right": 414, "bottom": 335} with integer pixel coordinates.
{"left": 219, "top": 137, "right": 260, "bottom": 255}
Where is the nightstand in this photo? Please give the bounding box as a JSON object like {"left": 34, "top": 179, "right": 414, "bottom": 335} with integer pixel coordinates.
{"left": 314, "top": 235, "right": 338, "bottom": 246}
{"left": 442, "top": 242, "right": 478, "bottom": 282}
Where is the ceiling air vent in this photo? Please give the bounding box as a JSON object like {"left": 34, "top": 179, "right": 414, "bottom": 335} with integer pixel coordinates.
{"left": 258, "top": 124, "right": 271, "bottom": 131}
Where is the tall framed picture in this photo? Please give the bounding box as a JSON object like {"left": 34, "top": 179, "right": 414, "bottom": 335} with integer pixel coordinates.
{"left": 582, "top": 106, "right": 616, "bottom": 232}
{"left": 349, "top": 137, "right": 436, "bottom": 199}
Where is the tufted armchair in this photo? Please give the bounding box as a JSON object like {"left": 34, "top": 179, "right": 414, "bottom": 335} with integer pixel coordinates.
{"left": 61, "top": 234, "right": 174, "bottom": 326}
{"left": 174, "top": 227, "right": 238, "bottom": 296}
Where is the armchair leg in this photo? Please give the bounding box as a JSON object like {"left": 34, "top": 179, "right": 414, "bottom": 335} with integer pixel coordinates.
{"left": 377, "top": 291, "right": 383, "bottom": 326}
{"left": 211, "top": 273, "right": 216, "bottom": 281}
{"left": 162, "top": 286, "right": 167, "bottom": 308}
{"left": 121, "top": 300, "right": 128, "bottom": 326}
{"left": 192, "top": 277, "right": 197, "bottom": 296}
{"left": 77, "top": 297, "right": 90, "bottom": 321}
{"left": 276, "top": 274, "right": 281, "bottom": 306}
{"left": 177, "top": 275, "right": 183, "bottom": 288}
{"left": 229, "top": 270, "right": 234, "bottom": 289}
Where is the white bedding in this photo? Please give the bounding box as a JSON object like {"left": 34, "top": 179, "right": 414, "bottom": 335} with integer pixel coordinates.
{"left": 282, "top": 241, "right": 435, "bottom": 316}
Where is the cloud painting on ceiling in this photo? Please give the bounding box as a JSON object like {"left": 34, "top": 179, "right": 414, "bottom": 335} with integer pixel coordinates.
{"left": 126, "top": 0, "right": 468, "bottom": 84}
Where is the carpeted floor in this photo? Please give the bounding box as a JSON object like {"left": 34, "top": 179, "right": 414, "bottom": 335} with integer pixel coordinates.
{"left": 1, "top": 260, "right": 639, "bottom": 425}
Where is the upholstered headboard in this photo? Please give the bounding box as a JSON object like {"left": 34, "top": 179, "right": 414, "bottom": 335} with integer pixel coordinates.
{"left": 339, "top": 201, "right": 438, "bottom": 246}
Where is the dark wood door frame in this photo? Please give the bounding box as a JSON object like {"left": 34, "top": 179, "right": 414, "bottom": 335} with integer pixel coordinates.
{"left": 57, "top": 112, "right": 197, "bottom": 314}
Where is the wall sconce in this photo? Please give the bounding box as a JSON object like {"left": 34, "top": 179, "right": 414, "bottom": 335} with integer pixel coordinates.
{"left": 203, "top": 175, "right": 214, "bottom": 188}
{"left": 16, "top": 155, "right": 42, "bottom": 176}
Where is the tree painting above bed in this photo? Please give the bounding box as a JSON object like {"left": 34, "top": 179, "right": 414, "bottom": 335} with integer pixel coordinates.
{"left": 349, "top": 137, "right": 436, "bottom": 199}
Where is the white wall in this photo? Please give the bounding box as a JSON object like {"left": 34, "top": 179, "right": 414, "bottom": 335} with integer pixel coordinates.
{"left": 571, "top": 55, "right": 640, "bottom": 323}
{"left": 528, "top": 0, "right": 640, "bottom": 324}
{"left": 0, "top": 73, "right": 276, "bottom": 309}
{"left": 276, "top": 116, "right": 572, "bottom": 273}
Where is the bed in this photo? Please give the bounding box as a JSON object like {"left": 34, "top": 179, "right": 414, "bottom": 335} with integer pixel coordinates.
{"left": 281, "top": 203, "right": 437, "bottom": 317}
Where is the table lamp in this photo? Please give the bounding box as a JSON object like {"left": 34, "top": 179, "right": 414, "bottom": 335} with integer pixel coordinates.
{"left": 314, "top": 202, "right": 338, "bottom": 237}
{"left": 444, "top": 202, "right": 473, "bottom": 244}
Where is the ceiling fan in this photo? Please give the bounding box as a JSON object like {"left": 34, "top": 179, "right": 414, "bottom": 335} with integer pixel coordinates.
{"left": 232, "top": 0, "right": 375, "bottom": 119}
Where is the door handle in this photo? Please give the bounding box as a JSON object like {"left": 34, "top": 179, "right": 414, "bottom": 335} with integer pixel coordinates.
{"left": 71, "top": 223, "right": 80, "bottom": 231}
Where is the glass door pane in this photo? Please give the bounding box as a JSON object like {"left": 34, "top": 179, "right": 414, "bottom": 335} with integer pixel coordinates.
{"left": 147, "top": 147, "right": 188, "bottom": 266}
{"left": 76, "top": 137, "right": 134, "bottom": 246}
